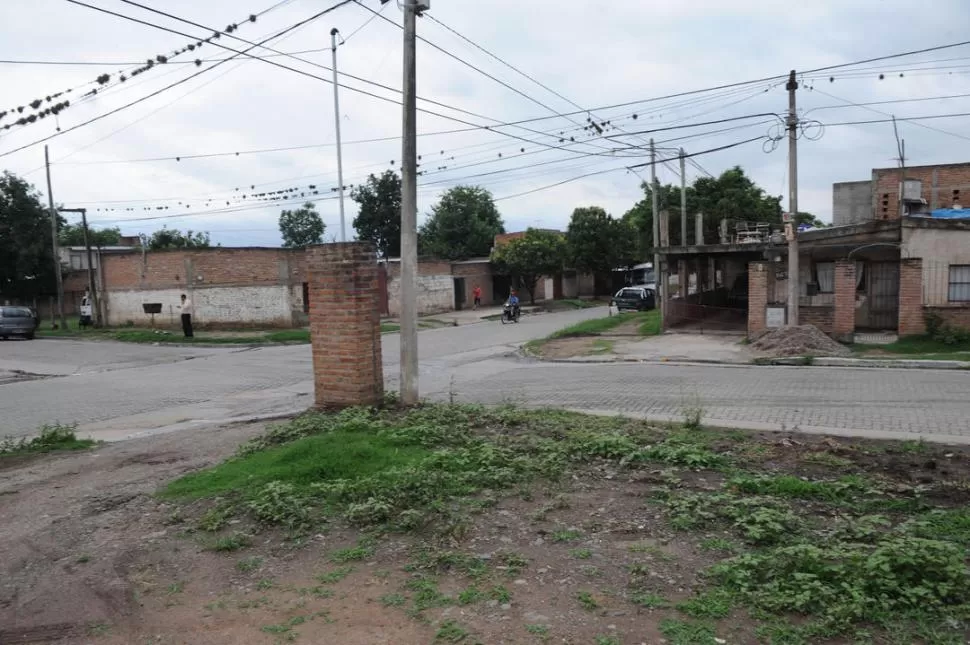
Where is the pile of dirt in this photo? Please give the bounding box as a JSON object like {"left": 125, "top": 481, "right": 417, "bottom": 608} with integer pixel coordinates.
{"left": 750, "top": 324, "right": 852, "bottom": 357}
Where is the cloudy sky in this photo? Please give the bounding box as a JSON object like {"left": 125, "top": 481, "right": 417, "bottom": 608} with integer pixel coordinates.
{"left": 1, "top": 0, "right": 969, "bottom": 247}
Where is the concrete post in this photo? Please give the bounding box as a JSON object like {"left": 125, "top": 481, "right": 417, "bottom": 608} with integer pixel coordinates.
{"left": 307, "top": 243, "right": 384, "bottom": 408}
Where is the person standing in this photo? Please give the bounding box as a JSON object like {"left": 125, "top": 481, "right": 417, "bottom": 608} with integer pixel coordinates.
{"left": 472, "top": 284, "right": 482, "bottom": 310}
{"left": 180, "top": 293, "right": 194, "bottom": 338}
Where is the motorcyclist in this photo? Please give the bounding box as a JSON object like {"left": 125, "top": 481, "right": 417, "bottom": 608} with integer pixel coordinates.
{"left": 507, "top": 290, "right": 520, "bottom": 320}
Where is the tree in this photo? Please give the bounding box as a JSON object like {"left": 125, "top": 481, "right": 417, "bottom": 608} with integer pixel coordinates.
{"left": 0, "top": 172, "right": 62, "bottom": 301}
{"left": 146, "top": 226, "right": 211, "bottom": 250}
{"left": 59, "top": 223, "right": 121, "bottom": 248}
{"left": 566, "top": 206, "right": 635, "bottom": 294}
{"left": 419, "top": 185, "right": 505, "bottom": 260}
{"left": 491, "top": 229, "right": 566, "bottom": 305}
{"left": 279, "top": 202, "right": 325, "bottom": 248}
{"left": 352, "top": 170, "right": 401, "bottom": 258}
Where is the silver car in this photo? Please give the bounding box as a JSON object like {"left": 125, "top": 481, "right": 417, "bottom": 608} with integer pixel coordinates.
{"left": 0, "top": 306, "right": 38, "bottom": 340}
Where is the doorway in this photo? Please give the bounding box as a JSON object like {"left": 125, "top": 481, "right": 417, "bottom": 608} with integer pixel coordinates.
{"left": 453, "top": 277, "right": 466, "bottom": 311}
{"left": 868, "top": 262, "right": 899, "bottom": 330}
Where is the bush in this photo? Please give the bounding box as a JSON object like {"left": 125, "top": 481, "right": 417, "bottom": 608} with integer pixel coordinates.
{"left": 924, "top": 311, "right": 970, "bottom": 346}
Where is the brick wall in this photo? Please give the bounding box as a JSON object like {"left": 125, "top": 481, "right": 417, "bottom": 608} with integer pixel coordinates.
{"left": 801, "top": 305, "right": 834, "bottom": 332}
{"left": 898, "top": 258, "right": 925, "bottom": 335}
{"left": 747, "top": 262, "right": 768, "bottom": 336}
{"left": 451, "top": 261, "right": 495, "bottom": 308}
{"left": 832, "top": 260, "right": 856, "bottom": 341}
{"left": 307, "top": 243, "right": 383, "bottom": 408}
{"left": 873, "top": 163, "right": 970, "bottom": 220}
{"left": 924, "top": 306, "right": 970, "bottom": 329}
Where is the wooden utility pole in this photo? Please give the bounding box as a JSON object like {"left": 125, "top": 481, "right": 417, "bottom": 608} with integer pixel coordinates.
{"left": 44, "top": 145, "right": 67, "bottom": 330}
{"left": 399, "top": 0, "right": 419, "bottom": 404}
{"left": 786, "top": 70, "right": 800, "bottom": 327}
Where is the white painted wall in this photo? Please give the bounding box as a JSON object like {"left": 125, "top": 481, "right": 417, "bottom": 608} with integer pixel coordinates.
{"left": 106, "top": 285, "right": 294, "bottom": 327}
{"left": 562, "top": 274, "right": 578, "bottom": 298}
{"left": 386, "top": 274, "right": 453, "bottom": 316}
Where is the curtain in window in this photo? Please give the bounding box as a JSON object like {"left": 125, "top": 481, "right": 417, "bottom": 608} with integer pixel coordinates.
{"left": 816, "top": 262, "right": 835, "bottom": 293}
{"left": 949, "top": 265, "right": 970, "bottom": 302}
{"left": 856, "top": 261, "right": 865, "bottom": 290}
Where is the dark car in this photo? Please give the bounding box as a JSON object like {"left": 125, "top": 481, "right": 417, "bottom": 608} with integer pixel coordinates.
{"left": 611, "top": 286, "right": 656, "bottom": 312}
{"left": 0, "top": 306, "right": 38, "bottom": 340}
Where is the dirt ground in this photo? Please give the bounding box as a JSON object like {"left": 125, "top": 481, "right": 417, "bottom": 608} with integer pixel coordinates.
{"left": 3, "top": 416, "right": 970, "bottom": 645}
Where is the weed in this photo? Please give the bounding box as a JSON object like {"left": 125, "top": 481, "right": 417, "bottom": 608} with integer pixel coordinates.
{"left": 576, "top": 590, "right": 599, "bottom": 611}
{"left": 236, "top": 556, "right": 263, "bottom": 573}
{"left": 87, "top": 621, "right": 111, "bottom": 637}
{"left": 681, "top": 393, "right": 704, "bottom": 431}
{"left": 261, "top": 624, "right": 292, "bottom": 635}
{"left": 900, "top": 508, "right": 970, "bottom": 545}
{"left": 498, "top": 551, "right": 529, "bottom": 574}
{"left": 76, "top": 554, "right": 91, "bottom": 564}
{"left": 525, "top": 624, "right": 549, "bottom": 636}
{"left": 165, "top": 581, "right": 184, "bottom": 595}
{"left": 630, "top": 592, "right": 668, "bottom": 608}
{"left": 595, "top": 636, "right": 621, "bottom": 645}
{"left": 666, "top": 494, "right": 800, "bottom": 545}
{"left": 248, "top": 481, "right": 311, "bottom": 530}
{"left": 570, "top": 548, "right": 592, "bottom": 559}
{"left": 209, "top": 533, "right": 250, "bottom": 552}
{"left": 580, "top": 565, "right": 602, "bottom": 578}
{"left": 676, "top": 590, "right": 732, "bottom": 619}
{"left": 802, "top": 451, "right": 854, "bottom": 468}
{"left": 488, "top": 585, "right": 511, "bottom": 603}
{"left": 380, "top": 593, "right": 406, "bottom": 607}
{"left": 698, "top": 537, "right": 739, "bottom": 553}
{"left": 197, "top": 505, "right": 234, "bottom": 532}
{"left": 551, "top": 528, "right": 582, "bottom": 543}
{"left": 728, "top": 473, "right": 870, "bottom": 502}
{"left": 408, "top": 578, "right": 452, "bottom": 610}
{"left": 0, "top": 423, "right": 95, "bottom": 456}
{"left": 256, "top": 578, "right": 274, "bottom": 590}
{"left": 457, "top": 586, "right": 483, "bottom": 605}
{"left": 635, "top": 439, "right": 725, "bottom": 469}
{"left": 899, "top": 439, "right": 929, "bottom": 454}
{"left": 316, "top": 566, "right": 353, "bottom": 584}
{"left": 657, "top": 618, "right": 717, "bottom": 645}
{"left": 627, "top": 563, "right": 649, "bottom": 576}
{"left": 435, "top": 620, "right": 468, "bottom": 642}
{"left": 330, "top": 540, "right": 375, "bottom": 563}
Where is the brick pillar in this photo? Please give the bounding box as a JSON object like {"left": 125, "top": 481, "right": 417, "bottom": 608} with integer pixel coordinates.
{"left": 832, "top": 260, "right": 856, "bottom": 342}
{"left": 899, "top": 258, "right": 925, "bottom": 336}
{"left": 307, "top": 243, "right": 384, "bottom": 408}
{"left": 748, "top": 262, "right": 768, "bottom": 337}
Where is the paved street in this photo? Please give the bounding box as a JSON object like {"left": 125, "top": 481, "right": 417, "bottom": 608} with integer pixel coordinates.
{"left": 1, "top": 308, "right": 969, "bottom": 443}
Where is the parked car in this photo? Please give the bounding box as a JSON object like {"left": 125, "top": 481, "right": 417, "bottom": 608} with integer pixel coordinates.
{"left": 0, "top": 306, "right": 38, "bottom": 340}
{"left": 611, "top": 286, "right": 656, "bottom": 312}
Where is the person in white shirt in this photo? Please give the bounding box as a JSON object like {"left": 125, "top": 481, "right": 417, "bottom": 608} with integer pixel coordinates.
{"left": 179, "top": 293, "right": 194, "bottom": 338}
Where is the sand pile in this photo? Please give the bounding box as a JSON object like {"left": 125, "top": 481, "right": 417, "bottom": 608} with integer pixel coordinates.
{"left": 750, "top": 324, "right": 851, "bottom": 357}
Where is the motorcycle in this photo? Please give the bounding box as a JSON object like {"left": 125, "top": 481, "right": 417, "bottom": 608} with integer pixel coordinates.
{"left": 500, "top": 301, "right": 520, "bottom": 324}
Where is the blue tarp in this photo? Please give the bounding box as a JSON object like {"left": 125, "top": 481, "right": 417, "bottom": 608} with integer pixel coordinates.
{"left": 931, "top": 208, "right": 970, "bottom": 219}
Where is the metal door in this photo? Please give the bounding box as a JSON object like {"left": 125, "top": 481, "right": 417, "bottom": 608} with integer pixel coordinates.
{"left": 868, "top": 262, "right": 899, "bottom": 330}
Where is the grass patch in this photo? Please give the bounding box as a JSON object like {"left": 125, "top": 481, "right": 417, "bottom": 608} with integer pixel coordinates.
{"left": 549, "top": 310, "right": 659, "bottom": 340}
{"left": 658, "top": 618, "right": 717, "bottom": 645}
{"left": 576, "top": 590, "right": 599, "bottom": 611}
{"left": 728, "top": 473, "right": 870, "bottom": 502}
{"left": 380, "top": 322, "right": 400, "bottom": 333}
{"left": 0, "top": 423, "right": 95, "bottom": 456}
{"left": 435, "top": 620, "right": 468, "bottom": 642}
{"left": 853, "top": 334, "right": 970, "bottom": 360}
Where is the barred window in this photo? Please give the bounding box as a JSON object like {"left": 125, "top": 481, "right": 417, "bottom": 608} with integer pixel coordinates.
{"left": 948, "top": 265, "right": 970, "bottom": 302}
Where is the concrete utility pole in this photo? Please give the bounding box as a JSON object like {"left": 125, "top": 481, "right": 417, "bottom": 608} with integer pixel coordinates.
{"left": 679, "top": 148, "right": 687, "bottom": 246}
{"left": 786, "top": 70, "right": 800, "bottom": 327}
{"left": 399, "top": 0, "right": 419, "bottom": 405}
{"left": 330, "top": 28, "right": 347, "bottom": 242}
{"left": 60, "top": 208, "right": 100, "bottom": 327}
{"left": 650, "top": 138, "right": 663, "bottom": 330}
{"left": 892, "top": 115, "right": 906, "bottom": 217}
{"left": 44, "top": 145, "right": 67, "bottom": 330}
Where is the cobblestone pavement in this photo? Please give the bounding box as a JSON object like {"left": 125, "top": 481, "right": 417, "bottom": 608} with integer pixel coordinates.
{"left": 2, "top": 309, "right": 969, "bottom": 442}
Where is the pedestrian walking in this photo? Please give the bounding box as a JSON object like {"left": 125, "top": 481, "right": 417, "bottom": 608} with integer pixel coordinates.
{"left": 180, "top": 293, "right": 194, "bottom": 338}
{"left": 472, "top": 284, "right": 482, "bottom": 310}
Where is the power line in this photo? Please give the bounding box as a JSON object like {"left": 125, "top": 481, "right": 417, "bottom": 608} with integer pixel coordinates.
{"left": 802, "top": 38, "right": 970, "bottom": 74}
{"left": 0, "top": 2, "right": 355, "bottom": 159}
{"left": 822, "top": 111, "right": 970, "bottom": 128}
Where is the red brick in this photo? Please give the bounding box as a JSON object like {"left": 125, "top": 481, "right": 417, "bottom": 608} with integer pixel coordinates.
{"left": 747, "top": 262, "right": 769, "bottom": 337}
{"left": 899, "top": 259, "right": 925, "bottom": 335}
{"left": 832, "top": 260, "right": 855, "bottom": 341}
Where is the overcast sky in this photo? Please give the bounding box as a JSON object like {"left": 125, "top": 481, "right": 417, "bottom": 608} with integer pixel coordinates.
{"left": 2, "top": 0, "right": 969, "bottom": 247}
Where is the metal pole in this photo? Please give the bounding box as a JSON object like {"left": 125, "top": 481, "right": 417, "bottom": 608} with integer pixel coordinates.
{"left": 400, "top": 0, "right": 419, "bottom": 405}
{"left": 786, "top": 70, "right": 800, "bottom": 327}
{"left": 79, "top": 209, "right": 101, "bottom": 327}
{"left": 330, "top": 28, "right": 347, "bottom": 242}
{"left": 44, "top": 145, "right": 67, "bottom": 330}
{"left": 679, "top": 148, "right": 688, "bottom": 246}
{"left": 650, "top": 138, "right": 663, "bottom": 331}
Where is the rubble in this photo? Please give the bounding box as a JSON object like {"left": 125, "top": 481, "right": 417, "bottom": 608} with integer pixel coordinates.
{"left": 750, "top": 324, "right": 852, "bottom": 357}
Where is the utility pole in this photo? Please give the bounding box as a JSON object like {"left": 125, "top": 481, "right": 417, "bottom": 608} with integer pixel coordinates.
{"left": 399, "top": 0, "right": 419, "bottom": 405}
{"left": 679, "top": 148, "right": 687, "bottom": 246}
{"left": 892, "top": 116, "right": 906, "bottom": 217}
{"left": 330, "top": 27, "right": 347, "bottom": 242}
{"left": 61, "top": 207, "right": 100, "bottom": 327}
{"left": 44, "top": 145, "right": 67, "bottom": 330}
{"left": 650, "top": 138, "right": 663, "bottom": 330}
{"left": 786, "top": 70, "right": 800, "bottom": 327}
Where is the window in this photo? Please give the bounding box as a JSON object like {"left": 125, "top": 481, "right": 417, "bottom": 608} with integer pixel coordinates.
{"left": 815, "top": 262, "right": 835, "bottom": 293}
{"left": 949, "top": 265, "right": 970, "bottom": 302}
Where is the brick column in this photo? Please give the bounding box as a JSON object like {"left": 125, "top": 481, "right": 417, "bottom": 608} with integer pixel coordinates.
{"left": 899, "top": 258, "right": 925, "bottom": 336}
{"left": 748, "top": 262, "right": 768, "bottom": 337}
{"left": 307, "top": 243, "right": 384, "bottom": 408}
{"left": 832, "top": 260, "right": 856, "bottom": 342}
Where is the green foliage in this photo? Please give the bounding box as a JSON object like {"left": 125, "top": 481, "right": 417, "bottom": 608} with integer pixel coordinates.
{"left": 330, "top": 540, "right": 375, "bottom": 563}
{"left": 278, "top": 202, "right": 325, "bottom": 248}
{"left": 316, "top": 566, "right": 353, "bottom": 584}
{"left": 922, "top": 311, "right": 970, "bottom": 346}
{"left": 548, "top": 311, "right": 659, "bottom": 339}
{"left": 209, "top": 533, "right": 251, "bottom": 552}
{"left": 490, "top": 228, "right": 566, "bottom": 304}
{"left": 488, "top": 585, "right": 511, "bottom": 603}
{"left": 711, "top": 536, "right": 970, "bottom": 627}
{"left": 899, "top": 508, "right": 970, "bottom": 546}
{"left": 0, "top": 423, "right": 94, "bottom": 456}
{"left": 352, "top": 170, "right": 402, "bottom": 258}
{"left": 551, "top": 528, "right": 582, "bottom": 543}
{"left": 666, "top": 493, "right": 800, "bottom": 544}
{"left": 59, "top": 223, "right": 121, "bottom": 248}
{"left": 236, "top": 556, "right": 263, "bottom": 573}
{"left": 435, "top": 620, "right": 469, "bottom": 642}
{"left": 380, "top": 593, "right": 406, "bottom": 607}
{"left": 419, "top": 185, "right": 504, "bottom": 260}
{"left": 457, "top": 586, "right": 483, "bottom": 605}
{"left": 630, "top": 592, "right": 668, "bottom": 608}
{"left": 565, "top": 206, "right": 635, "bottom": 285}
{"left": 146, "top": 226, "right": 210, "bottom": 250}
{"left": 635, "top": 437, "right": 725, "bottom": 469}
{"left": 594, "top": 636, "right": 620, "bottom": 645}
{"left": 247, "top": 481, "right": 311, "bottom": 530}
{"left": 576, "top": 590, "right": 599, "bottom": 610}
{"left": 676, "top": 589, "right": 733, "bottom": 619}
{"left": 658, "top": 618, "right": 718, "bottom": 645}
{"left": 570, "top": 548, "right": 592, "bottom": 559}
{"left": 728, "top": 474, "right": 870, "bottom": 502}
{"left": 525, "top": 624, "right": 549, "bottom": 636}
{"left": 0, "top": 171, "right": 63, "bottom": 300}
